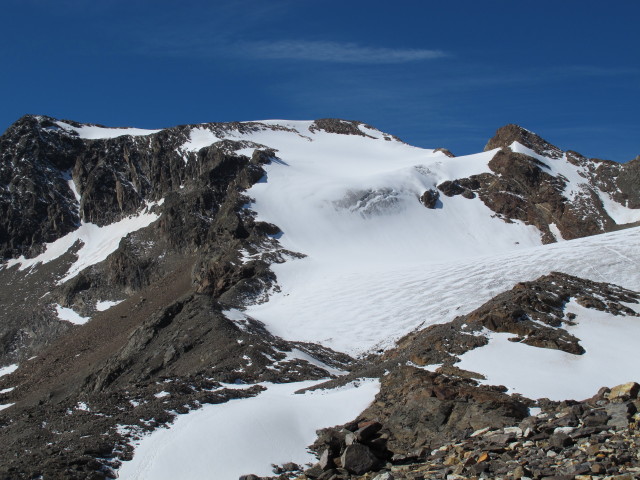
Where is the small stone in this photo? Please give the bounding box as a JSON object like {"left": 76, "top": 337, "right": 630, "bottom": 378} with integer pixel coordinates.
{"left": 488, "top": 432, "right": 516, "bottom": 445}
{"left": 585, "top": 444, "right": 600, "bottom": 456}
{"left": 512, "top": 465, "right": 526, "bottom": 479}
{"left": 549, "top": 432, "right": 574, "bottom": 449}
{"left": 470, "top": 427, "right": 491, "bottom": 437}
{"left": 591, "top": 463, "right": 605, "bottom": 474}
{"left": 443, "top": 453, "right": 460, "bottom": 466}
{"left": 504, "top": 426, "right": 523, "bottom": 437}
{"left": 372, "top": 473, "right": 394, "bottom": 480}
{"left": 477, "top": 452, "right": 489, "bottom": 463}
{"left": 553, "top": 426, "right": 575, "bottom": 435}
{"left": 570, "top": 463, "right": 592, "bottom": 475}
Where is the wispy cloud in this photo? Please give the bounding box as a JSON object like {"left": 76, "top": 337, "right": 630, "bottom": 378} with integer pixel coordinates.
{"left": 136, "top": 36, "right": 447, "bottom": 64}
{"left": 235, "top": 40, "right": 447, "bottom": 64}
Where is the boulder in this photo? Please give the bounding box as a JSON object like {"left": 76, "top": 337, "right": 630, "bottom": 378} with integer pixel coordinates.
{"left": 340, "top": 444, "right": 380, "bottom": 475}
{"left": 419, "top": 189, "right": 440, "bottom": 209}
{"left": 608, "top": 382, "right": 640, "bottom": 402}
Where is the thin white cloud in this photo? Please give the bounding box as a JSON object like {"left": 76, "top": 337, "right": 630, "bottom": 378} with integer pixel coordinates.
{"left": 136, "top": 36, "right": 446, "bottom": 64}
{"left": 237, "top": 40, "right": 447, "bottom": 64}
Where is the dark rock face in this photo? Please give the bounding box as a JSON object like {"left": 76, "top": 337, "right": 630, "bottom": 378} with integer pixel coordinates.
{"left": 0, "top": 115, "right": 288, "bottom": 260}
{"left": 0, "top": 115, "right": 83, "bottom": 258}
{"left": 484, "top": 123, "right": 564, "bottom": 159}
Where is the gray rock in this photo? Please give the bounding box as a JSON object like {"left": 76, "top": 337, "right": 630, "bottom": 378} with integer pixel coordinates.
{"left": 606, "top": 402, "right": 636, "bottom": 427}
{"left": 341, "top": 444, "right": 380, "bottom": 475}
{"left": 549, "top": 432, "right": 573, "bottom": 449}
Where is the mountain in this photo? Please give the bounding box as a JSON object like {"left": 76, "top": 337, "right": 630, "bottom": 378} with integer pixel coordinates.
{"left": 0, "top": 115, "right": 639, "bottom": 479}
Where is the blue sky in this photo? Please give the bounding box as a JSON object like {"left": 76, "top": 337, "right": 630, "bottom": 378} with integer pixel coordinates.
{"left": 1, "top": 0, "right": 638, "bottom": 161}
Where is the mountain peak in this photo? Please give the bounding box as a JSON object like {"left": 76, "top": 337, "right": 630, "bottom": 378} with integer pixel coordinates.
{"left": 484, "top": 124, "right": 563, "bottom": 159}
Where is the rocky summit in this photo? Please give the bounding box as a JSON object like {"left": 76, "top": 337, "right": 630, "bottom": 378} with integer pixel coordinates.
{"left": 0, "top": 115, "right": 638, "bottom": 479}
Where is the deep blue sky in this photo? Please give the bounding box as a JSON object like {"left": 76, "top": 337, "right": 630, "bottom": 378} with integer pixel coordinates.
{"left": 2, "top": 0, "right": 638, "bottom": 161}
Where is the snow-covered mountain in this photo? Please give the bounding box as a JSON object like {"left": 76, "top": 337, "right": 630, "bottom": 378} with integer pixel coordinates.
{"left": 0, "top": 115, "right": 639, "bottom": 479}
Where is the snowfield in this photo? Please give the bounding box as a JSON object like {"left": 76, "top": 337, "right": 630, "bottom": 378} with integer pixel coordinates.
{"left": 245, "top": 227, "right": 640, "bottom": 355}
{"left": 118, "top": 379, "right": 380, "bottom": 480}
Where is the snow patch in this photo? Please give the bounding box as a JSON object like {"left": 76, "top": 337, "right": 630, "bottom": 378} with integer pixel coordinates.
{"left": 456, "top": 299, "right": 640, "bottom": 401}
{"left": 4, "top": 203, "right": 161, "bottom": 284}
{"left": 281, "top": 348, "right": 345, "bottom": 377}
{"left": 96, "top": 300, "right": 124, "bottom": 311}
{"left": 55, "top": 121, "right": 161, "bottom": 139}
{"left": 55, "top": 305, "right": 90, "bottom": 325}
{"left": 599, "top": 192, "right": 640, "bottom": 225}
{"left": 0, "top": 364, "right": 18, "bottom": 378}
{"left": 118, "top": 378, "right": 380, "bottom": 480}
{"left": 549, "top": 223, "right": 565, "bottom": 242}
{"left": 0, "top": 403, "right": 14, "bottom": 411}
{"left": 182, "top": 127, "right": 219, "bottom": 152}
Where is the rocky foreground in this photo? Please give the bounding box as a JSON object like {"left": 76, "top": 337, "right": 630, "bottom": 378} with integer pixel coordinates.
{"left": 245, "top": 382, "right": 640, "bottom": 480}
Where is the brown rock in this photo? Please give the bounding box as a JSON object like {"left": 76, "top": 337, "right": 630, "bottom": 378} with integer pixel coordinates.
{"left": 608, "top": 382, "right": 640, "bottom": 401}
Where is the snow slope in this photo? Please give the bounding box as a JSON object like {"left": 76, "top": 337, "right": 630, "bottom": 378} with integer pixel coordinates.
{"left": 175, "top": 122, "right": 637, "bottom": 356}
{"left": 118, "top": 379, "right": 380, "bottom": 480}
{"left": 53, "top": 120, "right": 161, "bottom": 139}
{"left": 245, "top": 227, "right": 640, "bottom": 355}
